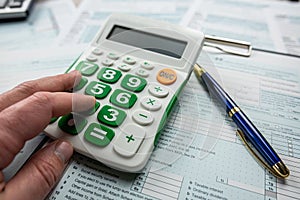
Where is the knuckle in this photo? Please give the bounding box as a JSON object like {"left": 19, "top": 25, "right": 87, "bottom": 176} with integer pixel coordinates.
{"left": 30, "top": 92, "right": 52, "bottom": 107}
{"left": 31, "top": 158, "right": 61, "bottom": 189}
{"left": 16, "top": 81, "right": 39, "bottom": 96}
{"left": 31, "top": 92, "right": 51, "bottom": 104}
{"left": 0, "top": 114, "right": 27, "bottom": 160}
{"left": 29, "top": 92, "right": 53, "bottom": 116}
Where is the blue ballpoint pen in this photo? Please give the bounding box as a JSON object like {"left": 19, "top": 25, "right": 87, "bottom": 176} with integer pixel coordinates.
{"left": 194, "top": 64, "right": 290, "bottom": 178}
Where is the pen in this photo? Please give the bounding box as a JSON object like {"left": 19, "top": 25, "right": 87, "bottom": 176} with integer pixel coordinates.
{"left": 194, "top": 64, "right": 290, "bottom": 178}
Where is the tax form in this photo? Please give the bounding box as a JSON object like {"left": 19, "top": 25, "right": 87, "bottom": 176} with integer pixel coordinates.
{"left": 181, "top": 0, "right": 300, "bottom": 55}
{"left": 47, "top": 49, "right": 300, "bottom": 200}
{"left": 1, "top": 0, "right": 299, "bottom": 199}
{"left": 58, "top": 0, "right": 193, "bottom": 46}
{"left": 266, "top": 6, "right": 300, "bottom": 55}
{"left": 0, "top": 0, "right": 76, "bottom": 52}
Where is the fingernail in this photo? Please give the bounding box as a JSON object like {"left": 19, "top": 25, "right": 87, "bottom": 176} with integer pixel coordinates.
{"left": 72, "top": 94, "right": 96, "bottom": 112}
{"left": 54, "top": 141, "right": 73, "bottom": 164}
{"left": 86, "top": 95, "right": 96, "bottom": 104}
{"left": 81, "top": 95, "right": 96, "bottom": 108}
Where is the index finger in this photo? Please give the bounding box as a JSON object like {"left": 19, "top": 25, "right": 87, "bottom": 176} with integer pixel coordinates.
{"left": 0, "top": 70, "right": 81, "bottom": 112}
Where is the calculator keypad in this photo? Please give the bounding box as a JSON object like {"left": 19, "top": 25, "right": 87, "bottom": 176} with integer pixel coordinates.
{"left": 113, "top": 124, "right": 146, "bottom": 157}
{"left": 86, "top": 54, "right": 98, "bottom": 62}
{"left": 52, "top": 48, "right": 180, "bottom": 162}
{"left": 121, "top": 74, "right": 147, "bottom": 92}
{"left": 110, "top": 89, "right": 137, "bottom": 109}
{"left": 75, "top": 61, "right": 99, "bottom": 76}
{"left": 135, "top": 68, "right": 149, "bottom": 77}
{"left": 157, "top": 68, "right": 177, "bottom": 85}
{"left": 80, "top": 101, "right": 100, "bottom": 116}
{"left": 98, "top": 67, "right": 122, "bottom": 83}
{"left": 84, "top": 123, "right": 115, "bottom": 147}
{"left": 141, "top": 96, "right": 162, "bottom": 111}
{"left": 141, "top": 61, "right": 154, "bottom": 70}
{"left": 132, "top": 110, "right": 154, "bottom": 126}
{"left": 85, "top": 81, "right": 111, "bottom": 99}
{"left": 117, "top": 63, "right": 132, "bottom": 72}
{"left": 101, "top": 59, "right": 114, "bottom": 66}
{"left": 73, "top": 77, "right": 88, "bottom": 91}
{"left": 98, "top": 105, "right": 127, "bottom": 127}
{"left": 92, "top": 48, "right": 103, "bottom": 55}
{"left": 123, "top": 56, "right": 136, "bottom": 65}
{"left": 107, "top": 52, "right": 119, "bottom": 60}
{"left": 58, "top": 113, "right": 88, "bottom": 135}
{"left": 148, "top": 84, "right": 169, "bottom": 98}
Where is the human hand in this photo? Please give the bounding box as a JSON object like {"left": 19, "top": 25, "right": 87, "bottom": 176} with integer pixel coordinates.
{"left": 0, "top": 71, "right": 95, "bottom": 200}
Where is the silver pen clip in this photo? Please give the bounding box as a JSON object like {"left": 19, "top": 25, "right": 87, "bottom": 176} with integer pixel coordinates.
{"left": 204, "top": 35, "right": 252, "bottom": 57}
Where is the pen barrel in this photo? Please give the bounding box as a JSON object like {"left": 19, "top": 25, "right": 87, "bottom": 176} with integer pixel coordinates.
{"left": 201, "top": 71, "right": 281, "bottom": 167}
{"left": 201, "top": 71, "right": 237, "bottom": 111}
{"left": 231, "top": 111, "right": 281, "bottom": 166}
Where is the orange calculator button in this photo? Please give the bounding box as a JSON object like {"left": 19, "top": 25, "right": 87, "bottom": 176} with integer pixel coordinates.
{"left": 157, "top": 68, "right": 177, "bottom": 85}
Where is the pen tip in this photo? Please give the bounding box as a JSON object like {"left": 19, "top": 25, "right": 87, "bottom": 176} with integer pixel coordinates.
{"left": 273, "top": 162, "right": 290, "bottom": 178}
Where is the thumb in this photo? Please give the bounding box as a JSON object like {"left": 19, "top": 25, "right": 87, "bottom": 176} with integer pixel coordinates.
{"left": 1, "top": 140, "right": 73, "bottom": 200}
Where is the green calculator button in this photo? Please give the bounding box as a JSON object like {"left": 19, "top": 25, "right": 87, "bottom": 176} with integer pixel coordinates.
{"left": 97, "top": 67, "right": 122, "bottom": 83}
{"left": 58, "top": 113, "right": 87, "bottom": 135}
{"left": 75, "top": 61, "right": 99, "bottom": 76}
{"left": 84, "top": 123, "right": 115, "bottom": 147}
{"left": 110, "top": 89, "right": 137, "bottom": 109}
{"left": 73, "top": 77, "right": 88, "bottom": 91}
{"left": 81, "top": 101, "right": 100, "bottom": 116}
{"left": 121, "top": 74, "right": 147, "bottom": 92}
{"left": 97, "top": 105, "right": 126, "bottom": 127}
{"left": 85, "top": 81, "right": 111, "bottom": 99}
{"left": 49, "top": 117, "right": 58, "bottom": 124}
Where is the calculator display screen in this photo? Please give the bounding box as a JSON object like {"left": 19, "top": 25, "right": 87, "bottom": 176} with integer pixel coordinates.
{"left": 107, "top": 25, "right": 187, "bottom": 59}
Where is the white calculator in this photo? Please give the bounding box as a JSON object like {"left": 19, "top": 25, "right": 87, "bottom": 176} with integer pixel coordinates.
{"left": 45, "top": 14, "right": 204, "bottom": 172}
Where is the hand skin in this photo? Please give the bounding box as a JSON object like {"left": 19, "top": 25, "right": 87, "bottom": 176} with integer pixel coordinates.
{"left": 0, "top": 71, "right": 95, "bottom": 200}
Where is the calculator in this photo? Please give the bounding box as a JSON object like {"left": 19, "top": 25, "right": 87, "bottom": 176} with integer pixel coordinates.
{"left": 0, "top": 0, "right": 34, "bottom": 21}
{"left": 45, "top": 14, "right": 204, "bottom": 172}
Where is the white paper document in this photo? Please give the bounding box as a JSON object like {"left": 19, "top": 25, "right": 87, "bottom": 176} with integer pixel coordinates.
{"left": 1, "top": 0, "right": 299, "bottom": 199}
{"left": 0, "top": 0, "right": 76, "bottom": 52}
{"left": 266, "top": 6, "right": 300, "bottom": 55}
{"left": 58, "top": 0, "right": 193, "bottom": 47}
{"left": 182, "top": 0, "right": 300, "bottom": 55}
{"left": 0, "top": 46, "right": 82, "bottom": 93}
{"left": 47, "top": 49, "right": 300, "bottom": 200}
